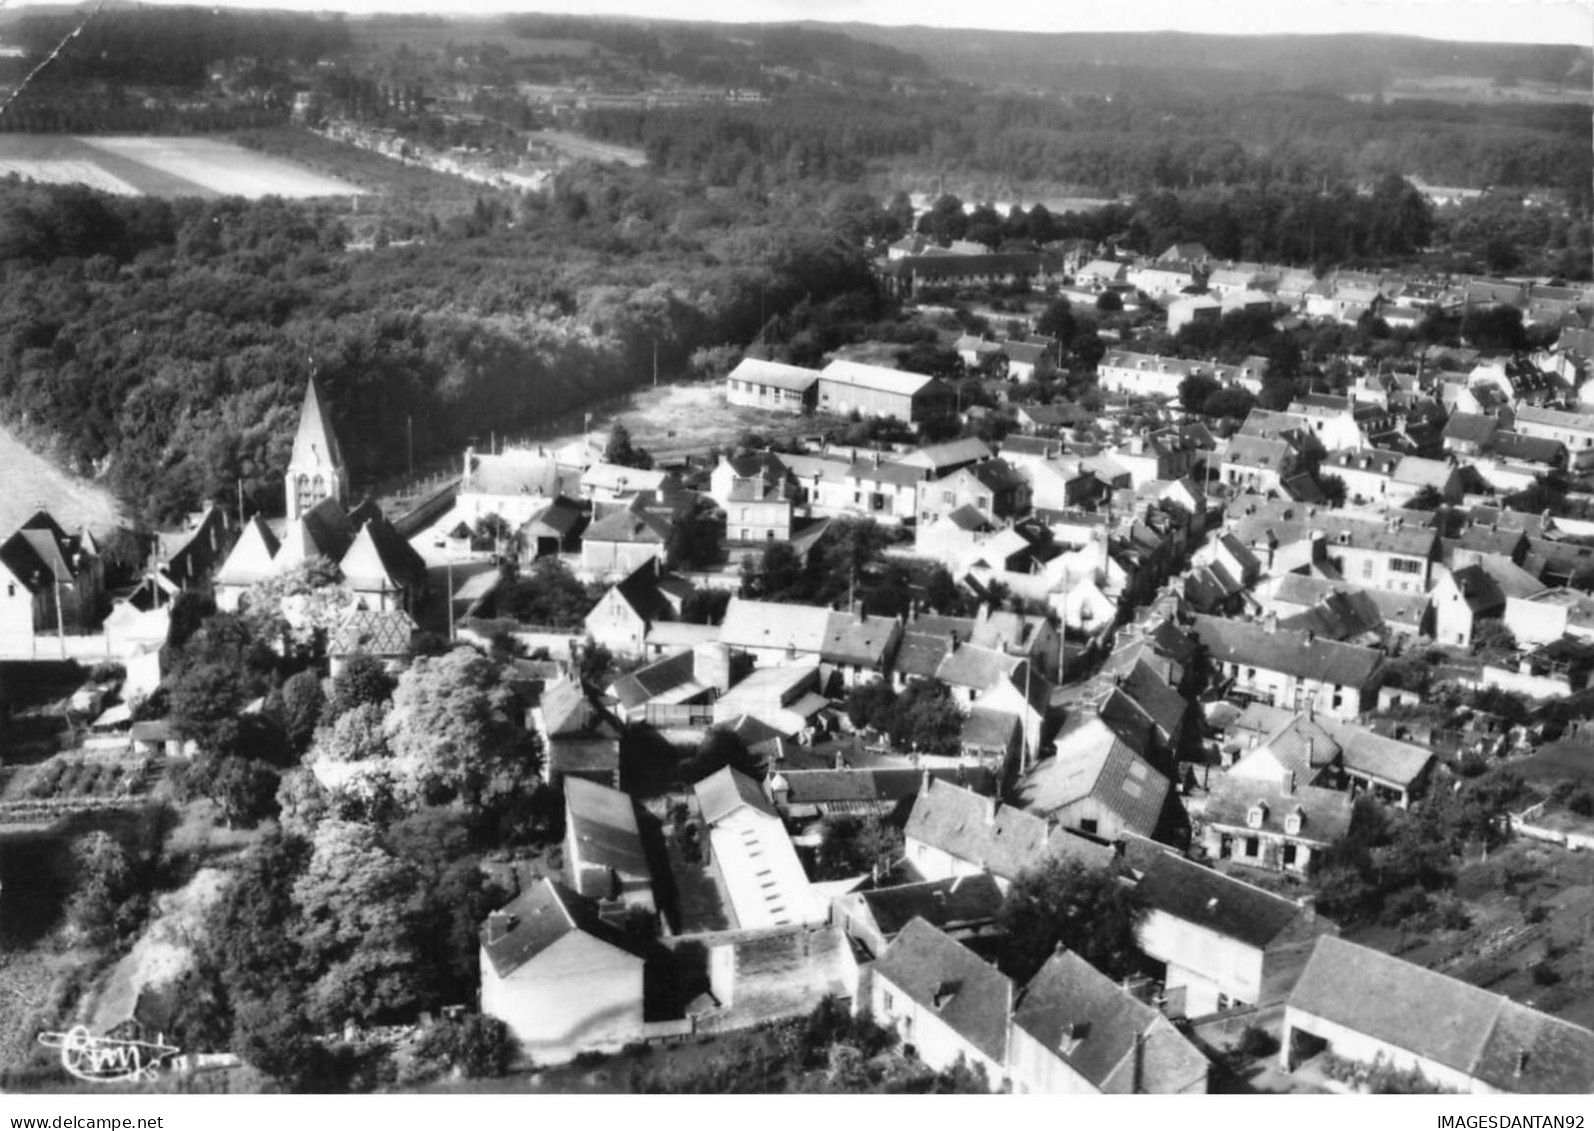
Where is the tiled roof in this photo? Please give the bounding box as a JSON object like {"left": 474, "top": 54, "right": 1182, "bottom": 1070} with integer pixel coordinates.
{"left": 524, "top": 496, "right": 586, "bottom": 538}
{"left": 905, "top": 777, "right": 1112, "bottom": 882}
{"left": 1278, "top": 589, "right": 1384, "bottom": 643}
{"left": 1193, "top": 615, "right": 1383, "bottom": 688}
{"left": 936, "top": 642, "right": 1023, "bottom": 692}
{"left": 776, "top": 767, "right": 930, "bottom": 806}
{"left": 565, "top": 777, "right": 651, "bottom": 890}
{"left": 1018, "top": 717, "right": 1170, "bottom": 839}
{"left": 480, "top": 878, "right": 645, "bottom": 979}
{"left": 726, "top": 357, "right": 819, "bottom": 392}
{"left": 1137, "top": 849, "right": 1317, "bottom": 949}
{"left": 873, "top": 918, "right": 1013, "bottom": 1064}
{"left": 943, "top": 504, "right": 993, "bottom": 532}
{"left": 330, "top": 608, "right": 416, "bottom": 656}
{"left": 608, "top": 648, "right": 699, "bottom": 709}
{"left": 899, "top": 437, "right": 992, "bottom": 471}
{"left": 1289, "top": 936, "right": 1594, "bottom": 1093}
{"left": 968, "top": 458, "right": 1028, "bottom": 494}
{"left": 858, "top": 874, "right": 1004, "bottom": 939}
{"left": 695, "top": 765, "right": 777, "bottom": 824}
{"left": 584, "top": 505, "right": 673, "bottom": 544}
{"left": 819, "top": 359, "right": 938, "bottom": 398}
{"left": 1488, "top": 431, "right": 1566, "bottom": 465}
{"left": 1117, "top": 657, "right": 1189, "bottom": 742}
{"left": 894, "top": 631, "right": 954, "bottom": 680}
{"left": 1223, "top": 435, "right": 1293, "bottom": 470}
{"left": 1443, "top": 412, "right": 1499, "bottom": 445}
{"left": 1203, "top": 774, "right": 1353, "bottom": 846}
{"left": 1012, "top": 949, "right": 1209, "bottom": 1093}
{"left": 961, "top": 706, "right": 1021, "bottom": 753}
{"left": 820, "top": 610, "right": 899, "bottom": 669}
{"left": 1514, "top": 404, "right": 1594, "bottom": 433}
{"left": 1314, "top": 512, "right": 1437, "bottom": 559}
{"left": 720, "top": 597, "right": 832, "bottom": 655}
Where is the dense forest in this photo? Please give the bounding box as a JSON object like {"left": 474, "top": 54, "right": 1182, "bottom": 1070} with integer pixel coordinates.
{"left": 0, "top": 166, "right": 883, "bottom": 525}
{"left": 582, "top": 87, "right": 1592, "bottom": 204}
{"left": 7, "top": 8, "right": 351, "bottom": 88}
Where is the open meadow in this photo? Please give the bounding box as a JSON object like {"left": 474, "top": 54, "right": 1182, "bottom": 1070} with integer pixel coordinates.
{"left": 0, "top": 135, "right": 365, "bottom": 199}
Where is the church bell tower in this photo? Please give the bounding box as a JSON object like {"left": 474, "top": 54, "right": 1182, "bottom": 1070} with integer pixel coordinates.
{"left": 285, "top": 376, "right": 347, "bottom": 521}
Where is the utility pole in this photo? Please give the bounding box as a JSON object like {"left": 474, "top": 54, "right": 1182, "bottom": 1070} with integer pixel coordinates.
{"left": 407, "top": 414, "right": 414, "bottom": 478}
{"left": 54, "top": 574, "right": 66, "bottom": 660}
{"left": 446, "top": 557, "right": 455, "bottom": 643}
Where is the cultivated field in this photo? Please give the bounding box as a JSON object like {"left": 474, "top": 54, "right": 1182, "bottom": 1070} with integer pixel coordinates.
{"left": 0, "top": 135, "right": 366, "bottom": 199}
{"left": 0, "top": 423, "right": 123, "bottom": 537}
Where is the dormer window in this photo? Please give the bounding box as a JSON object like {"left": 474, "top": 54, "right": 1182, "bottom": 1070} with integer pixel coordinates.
{"left": 1285, "top": 807, "right": 1305, "bottom": 836}
{"left": 1059, "top": 1022, "right": 1089, "bottom": 1055}
{"left": 1247, "top": 801, "right": 1268, "bottom": 830}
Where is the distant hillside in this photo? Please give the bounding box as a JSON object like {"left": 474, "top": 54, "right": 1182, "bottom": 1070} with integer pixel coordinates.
{"left": 815, "top": 25, "right": 1592, "bottom": 96}
{"left": 501, "top": 15, "right": 933, "bottom": 86}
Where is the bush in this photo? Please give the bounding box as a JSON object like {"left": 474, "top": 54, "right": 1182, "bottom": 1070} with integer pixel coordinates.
{"left": 1531, "top": 962, "right": 1562, "bottom": 987}
{"left": 412, "top": 1015, "right": 516, "bottom": 1079}
{"left": 1235, "top": 1024, "right": 1278, "bottom": 1058}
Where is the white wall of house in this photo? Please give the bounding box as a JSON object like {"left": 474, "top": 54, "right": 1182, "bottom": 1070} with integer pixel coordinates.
{"left": 870, "top": 972, "right": 1004, "bottom": 1089}
{"left": 1217, "top": 660, "right": 1367, "bottom": 721}
{"left": 1431, "top": 573, "right": 1477, "bottom": 648}
{"left": 584, "top": 588, "right": 649, "bottom": 656}
{"left": 1138, "top": 910, "right": 1264, "bottom": 1015}
{"left": 1007, "top": 1025, "right": 1100, "bottom": 1095}
{"left": 1279, "top": 1007, "right": 1483, "bottom": 1092}
{"left": 480, "top": 933, "right": 645, "bottom": 1064}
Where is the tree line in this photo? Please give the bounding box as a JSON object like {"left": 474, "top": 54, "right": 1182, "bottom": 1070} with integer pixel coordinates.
{"left": 0, "top": 163, "right": 885, "bottom": 525}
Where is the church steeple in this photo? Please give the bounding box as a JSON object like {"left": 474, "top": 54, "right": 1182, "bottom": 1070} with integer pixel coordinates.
{"left": 285, "top": 376, "right": 347, "bottom": 521}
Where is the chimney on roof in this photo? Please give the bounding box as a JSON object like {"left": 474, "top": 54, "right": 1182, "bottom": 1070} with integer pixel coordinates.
{"left": 1282, "top": 769, "right": 1296, "bottom": 796}
{"left": 1516, "top": 1051, "right": 1529, "bottom": 1077}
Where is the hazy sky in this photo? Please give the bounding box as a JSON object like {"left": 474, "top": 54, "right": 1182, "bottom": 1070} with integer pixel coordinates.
{"left": 19, "top": 0, "right": 1594, "bottom": 45}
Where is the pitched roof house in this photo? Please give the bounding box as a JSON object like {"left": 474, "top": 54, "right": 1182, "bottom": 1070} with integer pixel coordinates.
{"left": 870, "top": 918, "right": 1014, "bottom": 1089}
{"left": 1201, "top": 771, "right": 1354, "bottom": 875}
{"left": 833, "top": 873, "right": 1005, "bottom": 959}
{"left": 479, "top": 878, "right": 649, "bottom": 1064}
{"left": 1193, "top": 614, "right": 1384, "bottom": 720}
{"left": 1008, "top": 949, "right": 1209, "bottom": 1094}
{"left": 1015, "top": 716, "right": 1175, "bottom": 844}
{"left": 1130, "top": 846, "right": 1337, "bottom": 1015}
{"left": 904, "top": 776, "right": 1116, "bottom": 890}
{"left": 1281, "top": 935, "right": 1594, "bottom": 1093}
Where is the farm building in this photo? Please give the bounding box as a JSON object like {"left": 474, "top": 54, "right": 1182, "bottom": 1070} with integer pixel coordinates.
{"left": 816, "top": 360, "right": 955, "bottom": 423}
{"left": 724, "top": 358, "right": 819, "bottom": 413}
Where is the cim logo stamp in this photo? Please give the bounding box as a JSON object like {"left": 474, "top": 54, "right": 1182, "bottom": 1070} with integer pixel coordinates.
{"left": 37, "top": 1027, "right": 180, "bottom": 1084}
